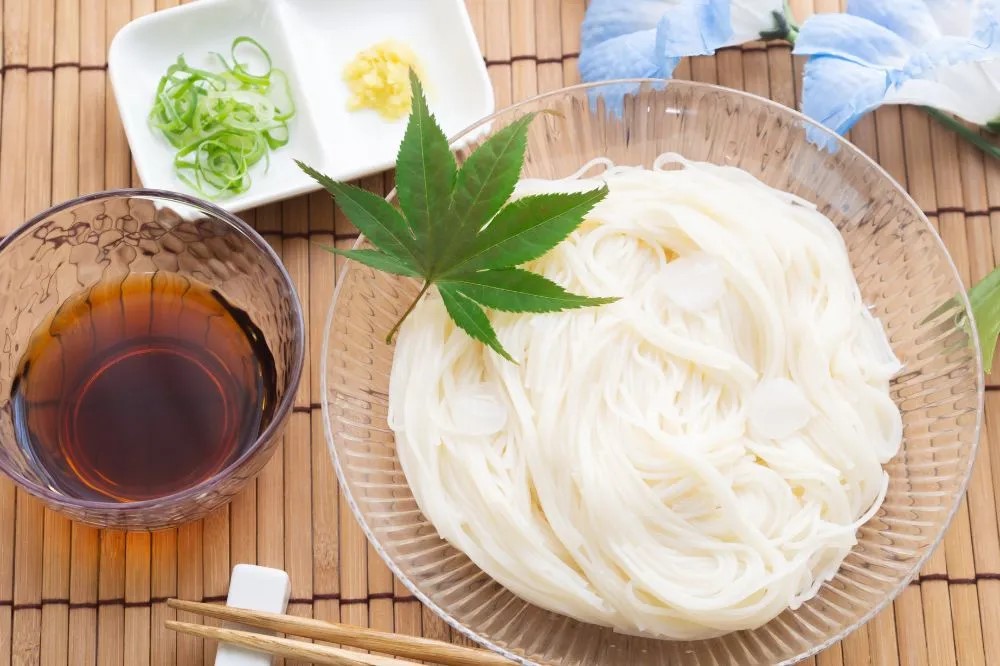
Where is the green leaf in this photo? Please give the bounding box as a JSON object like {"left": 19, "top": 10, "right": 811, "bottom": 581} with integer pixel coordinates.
{"left": 438, "top": 285, "right": 514, "bottom": 362}
{"left": 395, "top": 71, "right": 457, "bottom": 268}
{"left": 297, "top": 160, "right": 421, "bottom": 269}
{"left": 298, "top": 95, "right": 618, "bottom": 361}
{"left": 448, "top": 187, "right": 609, "bottom": 273}
{"left": 442, "top": 268, "right": 618, "bottom": 313}
{"left": 448, "top": 113, "right": 535, "bottom": 243}
{"left": 970, "top": 266, "right": 1000, "bottom": 369}
{"left": 324, "top": 248, "right": 421, "bottom": 277}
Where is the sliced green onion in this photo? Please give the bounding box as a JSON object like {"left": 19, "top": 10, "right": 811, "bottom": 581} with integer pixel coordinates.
{"left": 148, "top": 36, "right": 295, "bottom": 199}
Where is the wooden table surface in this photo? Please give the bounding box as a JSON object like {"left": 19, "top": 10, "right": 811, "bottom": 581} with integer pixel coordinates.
{"left": 2, "top": 1, "right": 1000, "bottom": 664}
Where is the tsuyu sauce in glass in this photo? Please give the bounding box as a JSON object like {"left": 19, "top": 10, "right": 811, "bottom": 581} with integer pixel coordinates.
{"left": 10, "top": 272, "right": 277, "bottom": 502}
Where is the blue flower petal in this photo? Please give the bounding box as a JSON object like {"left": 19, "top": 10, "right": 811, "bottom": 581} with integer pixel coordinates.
{"left": 846, "top": 0, "right": 940, "bottom": 45}
{"left": 581, "top": 0, "right": 671, "bottom": 50}
{"left": 579, "top": 29, "right": 676, "bottom": 83}
{"left": 802, "top": 55, "right": 890, "bottom": 138}
{"left": 903, "top": 34, "right": 1000, "bottom": 79}
{"left": 794, "top": 13, "right": 913, "bottom": 69}
{"left": 972, "top": 0, "right": 1000, "bottom": 49}
{"left": 797, "top": 0, "right": 1000, "bottom": 139}
{"left": 579, "top": 25, "right": 677, "bottom": 117}
{"left": 655, "top": 0, "right": 732, "bottom": 57}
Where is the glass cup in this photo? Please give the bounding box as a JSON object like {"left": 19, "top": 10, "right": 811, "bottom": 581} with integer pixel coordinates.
{"left": 0, "top": 190, "right": 304, "bottom": 529}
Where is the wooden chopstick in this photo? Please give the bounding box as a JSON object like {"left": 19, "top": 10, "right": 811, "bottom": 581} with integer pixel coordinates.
{"left": 166, "top": 620, "right": 421, "bottom": 666}
{"left": 167, "top": 598, "right": 512, "bottom": 665}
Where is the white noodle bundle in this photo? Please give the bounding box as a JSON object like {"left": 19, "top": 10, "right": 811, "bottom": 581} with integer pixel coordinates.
{"left": 387, "top": 155, "right": 903, "bottom": 640}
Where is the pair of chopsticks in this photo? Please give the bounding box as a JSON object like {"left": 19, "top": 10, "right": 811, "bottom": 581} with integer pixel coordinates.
{"left": 166, "top": 598, "right": 512, "bottom": 665}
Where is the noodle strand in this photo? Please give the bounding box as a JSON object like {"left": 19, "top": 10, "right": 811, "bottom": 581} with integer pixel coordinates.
{"left": 388, "top": 157, "right": 902, "bottom": 639}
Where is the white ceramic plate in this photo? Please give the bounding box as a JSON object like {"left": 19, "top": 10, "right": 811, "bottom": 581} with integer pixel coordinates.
{"left": 109, "top": 0, "right": 494, "bottom": 212}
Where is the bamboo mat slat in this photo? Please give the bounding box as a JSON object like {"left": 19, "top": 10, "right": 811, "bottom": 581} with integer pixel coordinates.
{"left": 124, "top": 531, "right": 151, "bottom": 666}
{"left": 150, "top": 528, "right": 177, "bottom": 666}
{"left": 0, "top": 0, "right": 16, "bottom": 641}
{"left": 978, "top": 579, "right": 1000, "bottom": 664}
{"left": 69, "top": 524, "right": 99, "bottom": 666}
{"left": 0, "top": 1, "right": 998, "bottom": 665}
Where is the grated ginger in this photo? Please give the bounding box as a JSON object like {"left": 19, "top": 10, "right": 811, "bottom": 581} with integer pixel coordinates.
{"left": 343, "top": 40, "right": 424, "bottom": 121}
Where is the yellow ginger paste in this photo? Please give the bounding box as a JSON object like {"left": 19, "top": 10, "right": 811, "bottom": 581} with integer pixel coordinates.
{"left": 343, "top": 40, "right": 423, "bottom": 120}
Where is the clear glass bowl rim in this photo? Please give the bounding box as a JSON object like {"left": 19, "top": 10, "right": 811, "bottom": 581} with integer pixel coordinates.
{"left": 322, "top": 78, "right": 985, "bottom": 664}
{"left": 0, "top": 188, "right": 307, "bottom": 515}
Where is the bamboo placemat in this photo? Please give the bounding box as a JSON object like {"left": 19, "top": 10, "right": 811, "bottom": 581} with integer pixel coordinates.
{"left": 0, "top": 0, "right": 998, "bottom": 664}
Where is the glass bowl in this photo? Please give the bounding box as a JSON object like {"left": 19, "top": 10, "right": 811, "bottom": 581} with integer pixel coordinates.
{"left": 322, "top": 80, "right": 982, "bottom": 664}
{"left": 0, "top": 190, "right": 304, "bottom": 529}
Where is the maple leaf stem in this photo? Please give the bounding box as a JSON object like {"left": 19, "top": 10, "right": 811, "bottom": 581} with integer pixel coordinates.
{"left": 386, "top": 281, "right": 432, "bottom": 344}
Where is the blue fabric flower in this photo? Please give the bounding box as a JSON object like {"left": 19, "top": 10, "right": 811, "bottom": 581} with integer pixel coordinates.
{"left": 795, "top": 0, "right": 1000, "bottom": 141}
{"left": 579, "top": 0, "right": 789, "bottom": 84}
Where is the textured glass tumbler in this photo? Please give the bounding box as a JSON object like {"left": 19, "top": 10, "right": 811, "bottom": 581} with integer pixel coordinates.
{"left": 0, "top": 190, "right": 304, "bottom": 529}
{"left": 323, "top": 81, "right": 984, "bottom": 664}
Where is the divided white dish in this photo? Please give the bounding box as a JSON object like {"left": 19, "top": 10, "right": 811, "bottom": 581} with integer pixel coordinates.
{"left": 109, "top": 0, "right": 494, "bottom": 212}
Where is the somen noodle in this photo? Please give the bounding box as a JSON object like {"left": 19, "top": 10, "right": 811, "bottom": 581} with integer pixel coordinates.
{"left": 387, "top": 155, "right": 903, "bottom": 639}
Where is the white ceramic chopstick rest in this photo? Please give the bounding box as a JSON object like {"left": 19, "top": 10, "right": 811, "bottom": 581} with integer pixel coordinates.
{"left": 214, "top": 564, "right": 291, "bottom": 666}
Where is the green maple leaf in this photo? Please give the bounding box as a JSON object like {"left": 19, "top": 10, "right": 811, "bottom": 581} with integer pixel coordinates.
{"left": 298, "top": 71, "right": 616, "bottom": 361}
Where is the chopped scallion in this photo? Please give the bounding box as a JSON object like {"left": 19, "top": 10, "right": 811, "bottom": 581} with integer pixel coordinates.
{"left": 149, "top": 36, "right": 295, "bottom": 199}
